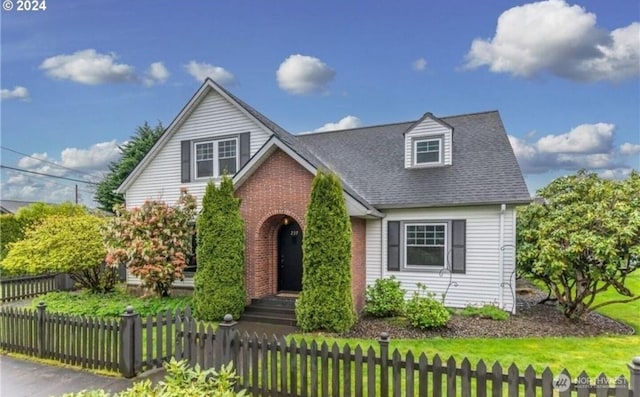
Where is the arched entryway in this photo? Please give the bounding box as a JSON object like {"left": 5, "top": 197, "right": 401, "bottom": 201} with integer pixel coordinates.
{"left": 277, "top": 220, "right": 303, "bottom": 292}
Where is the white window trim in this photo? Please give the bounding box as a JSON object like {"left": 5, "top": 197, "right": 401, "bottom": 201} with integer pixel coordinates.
{"left": 413, "top": 137, "right": 443, "bottom": 166}
{"left": 403, "top": 222, "right": 448, "bottom": 270}
{"left": 193, "top": 136, "right": 239, "bottom": 180}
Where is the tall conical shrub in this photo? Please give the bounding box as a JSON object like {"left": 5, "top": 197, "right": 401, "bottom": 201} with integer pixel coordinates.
{"left": 296, "top": 170, "right": 356, "bottom": 332}
{"left": 193, "top": 176, "right": 245, "bottom": 320}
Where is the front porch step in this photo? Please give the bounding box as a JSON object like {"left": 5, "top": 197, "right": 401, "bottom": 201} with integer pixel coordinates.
{"left": 242, "top": 297, "right": 297, "bottom": 326}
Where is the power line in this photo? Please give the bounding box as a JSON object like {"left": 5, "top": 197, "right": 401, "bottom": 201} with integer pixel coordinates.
{"left": 0, "top": 165, "right": 99, "bottom": 185}
{"left": 0, "top": 145, "right": 104, "bottom": 178}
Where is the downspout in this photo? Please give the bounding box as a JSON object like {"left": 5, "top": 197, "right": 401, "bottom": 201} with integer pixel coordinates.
{"left": 498, "top": 204, "right": 506, "bottom": 309}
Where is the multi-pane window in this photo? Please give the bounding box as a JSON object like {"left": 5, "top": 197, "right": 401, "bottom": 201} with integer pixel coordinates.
{"left": 414, "top": 138, "right": 441, "bottom": 164}
{"left": 194, "top": 138, "right": 238, "bottom": 178}
{"left": 218, "top": 139, "right": 237, "bottom": 175}
{"left": 405, "top": 223, "right": 446, "bottom": 267}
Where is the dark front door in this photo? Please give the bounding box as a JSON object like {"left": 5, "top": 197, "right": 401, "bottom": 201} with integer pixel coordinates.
{"left": 278, "top": 221, "right": 303, "bottom": 292}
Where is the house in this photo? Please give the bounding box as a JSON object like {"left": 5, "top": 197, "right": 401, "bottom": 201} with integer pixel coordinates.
{"left": 117, "top": 79, "right": 531, "bottom": 314}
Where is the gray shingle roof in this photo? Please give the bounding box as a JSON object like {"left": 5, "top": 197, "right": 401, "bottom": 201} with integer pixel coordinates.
{"left": 204, "top": 80, "right": 530, "bottom": 209}
{"left": 296, "top": 111, "right": 531, "bottom": 208}
{"left": 215, "top": 80, "right": 379, "bottom": 212}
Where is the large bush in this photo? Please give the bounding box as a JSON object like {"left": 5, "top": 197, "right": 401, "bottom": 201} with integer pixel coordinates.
{"left": 296, "top": 170, "right": 356, "bottom": 332}
{"left": 104, "top": 190, "right": 197, "bottom": 297}
{"left": 0, "top": 214, "right": 24, "bottom": 261}
{"left": 517, "top": 170, "right": 639, "bottom": 318}
{"left": 364, "top": 276, "right": 406, "bottom": 318}
{"left": 2, "top": 214, "right": 116, "bottom": 293}
{"left": 0, "top": 202, "right": 86, "bottom": 263}
{"left": 405, "top": 283, "right": 450, "bottom": 329}
{"left": 194, "top": 177, "right": 245, "bottom": 321}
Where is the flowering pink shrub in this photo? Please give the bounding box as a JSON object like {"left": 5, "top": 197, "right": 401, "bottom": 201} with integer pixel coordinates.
{"left": 104, "top": 190, "right": 197, "bottom": 296}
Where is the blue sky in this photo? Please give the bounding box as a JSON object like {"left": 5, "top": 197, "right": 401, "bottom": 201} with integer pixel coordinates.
{"left": 1, "top": 0, "right": 638, "bottom": 206}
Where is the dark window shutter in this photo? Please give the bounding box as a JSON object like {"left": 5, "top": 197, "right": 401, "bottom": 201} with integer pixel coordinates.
{"left": 451, "top": 220, "right": 466, "bottom": 274}
{"left": 387, "top": 221, "right": 401, "bottom": 271}
{"left": 239, "top": 132, "right": 250, "bottom": 168}
{"left": 181, "top": 140, "right": 191, "bottom": 183}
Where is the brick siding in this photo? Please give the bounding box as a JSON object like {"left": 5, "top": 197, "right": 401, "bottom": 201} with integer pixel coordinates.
{"left": 235, "top": 148, "right": 367, "bottom": 311}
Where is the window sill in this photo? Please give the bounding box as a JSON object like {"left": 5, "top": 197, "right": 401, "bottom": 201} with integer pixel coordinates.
{"left": 402, "top": 266, "right": 446, "bottom": 273}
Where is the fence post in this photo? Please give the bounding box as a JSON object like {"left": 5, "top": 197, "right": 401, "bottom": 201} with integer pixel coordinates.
{"left": 215, "top": 314, "right": 237, "bottom": 370}
{"left": 119, "top": 306, "right": 141, "bottom": 378}
{"left": 379, "top": 332, "right": 390, "bottom": 397}
{"left": 36, "top": 302, "right": 46, "bottom": 358}
{"left": 630, "top": 356, "right": 640, "bottom": 396}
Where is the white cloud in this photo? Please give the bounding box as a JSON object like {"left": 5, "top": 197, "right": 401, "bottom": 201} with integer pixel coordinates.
{"left": 60, "top": 141, "right": 121, "bottom": 171}
{"left": 1, "top": 141, "right": 122, "bottom": 206}
{"left": 276, "top": 54, "right": 335, "bottom": 94}
{"left": 465, "top": 0, "right": 640, "bottom": 82}
{"left": 412, "top": 58, "right": 428, "bottom": 71}
{"left": 600, "top": 168, "right": 634, "bottom": 180}
{"left": 40, "top": 49, "right": 170, "bottom": 87}
{"left": 40, "top": 49, "right": 137, "bottom": 85}
{"left": 312, "top": 115, "right": 362, "bottom": 133}
{"left": 508, "top": 122, "right": 636, "bottom": 174}
{"left": 185, "top": 61, "right": 235, "bottom": 85}
{"left": 1, "top": 86, "right": 30, "bottom": 101}
{"left": 620, "top": 142, "right": 640, "bottom": 155}
{"left": 536, "top": 123, "right": 614, "bottom": 153}
{"left": 143, "top": 62, "right": 169, "bottom": 86}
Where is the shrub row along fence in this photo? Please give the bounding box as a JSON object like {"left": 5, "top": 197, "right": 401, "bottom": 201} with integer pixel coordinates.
{"left": 0, "top": 273, "right": 74, "bottom": 302}
{"left": 1, "top": 303, "right": 639, "bottom": 396}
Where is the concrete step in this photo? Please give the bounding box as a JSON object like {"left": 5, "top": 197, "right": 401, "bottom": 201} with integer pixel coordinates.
{"left": 250, "top": 297, "right": 296, "bottom": 309}
{"left": 241, "top": 312, "right": 297, "bottom": 327}
{"left": 242, "top": 296, "right": 298, "bottom": 326}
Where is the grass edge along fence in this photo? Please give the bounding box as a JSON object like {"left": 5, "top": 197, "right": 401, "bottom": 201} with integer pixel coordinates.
{"left": 1, "top": 304, "right": 639, "bottom": 396}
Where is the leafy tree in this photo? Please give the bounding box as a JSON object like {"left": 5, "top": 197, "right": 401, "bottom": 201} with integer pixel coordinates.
{"left": 95, "top": 122, "right": 164, "bottom": 212}
{"left": 0, "top": 214, "right": 24, "bottom": 262}
{"left": 295, "top": 170, "right": 356, "bottom": 332}
{"left": 0, "top": 202, "right": 87, "bottom": 262}
{"left": 104, "top": 190, "right": 197, "bottom": 297}
{"left": 517, "top": 170, "right": 639, "bottom": 319}
{"left": 2, "top": 214, "right": 116, "bottom": 293}
{"left": 194, "top": 177, "right": 245, "bottom": 320}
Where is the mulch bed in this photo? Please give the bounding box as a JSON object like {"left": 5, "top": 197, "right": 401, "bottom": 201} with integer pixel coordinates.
{"left": 340, "top": 280, "right": 634, "bottom": 339}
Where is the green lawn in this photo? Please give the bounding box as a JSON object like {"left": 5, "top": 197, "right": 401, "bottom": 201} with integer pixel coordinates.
{"left": 593, "top": 271, "right": 640, "bottom": 331}
{"left": 304, "top": 272, "right": 640, "bottom": 379}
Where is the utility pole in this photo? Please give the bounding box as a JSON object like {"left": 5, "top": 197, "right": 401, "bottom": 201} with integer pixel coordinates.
{"left": 75, "top": 184, "right": 78, "bottom": 204}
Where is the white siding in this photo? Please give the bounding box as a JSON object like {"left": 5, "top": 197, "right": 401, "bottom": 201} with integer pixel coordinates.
{"left": 365, "top": 219, "right": 383, "bottom": 286}
{"left": 404, "top": 117, "right": 452, "bottom": 168}
{"left": 125, "top": 90, "right": 272, "bottom": 208}
{"left": 126, "top": 273, "right": 195, "bottom": 288}
{"left": 367, "top": 205, "right": 517, "bottom": 312}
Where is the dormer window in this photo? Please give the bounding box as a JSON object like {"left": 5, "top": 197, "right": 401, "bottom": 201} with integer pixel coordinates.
{"left": 414, "top": 137, "right": 442, "bottom": 165}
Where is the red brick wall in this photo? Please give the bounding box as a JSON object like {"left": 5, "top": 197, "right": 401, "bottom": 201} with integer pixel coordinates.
{"left": 236, "top": 149, "right": 313, "bottom": 302}
{"left": 351, "top": 217, "right": 367, "bottom": 313}
{"left": 236, "top": 147, "right": 368, "bottom": 313}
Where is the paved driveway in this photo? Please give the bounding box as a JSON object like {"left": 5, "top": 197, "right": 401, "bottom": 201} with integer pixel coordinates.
{"left": 0, "top": 355, "right": 163, "bottom": 397}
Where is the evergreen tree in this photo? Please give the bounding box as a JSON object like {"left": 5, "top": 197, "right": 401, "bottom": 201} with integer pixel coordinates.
{"left": 94, "top": 122, "right": 163, "bottom": 212}
{"left": 296, "top": 170, "right": 356, "bottom": 332}
{"left": 193, "top": 177, "right": 246, "bottom": 320}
